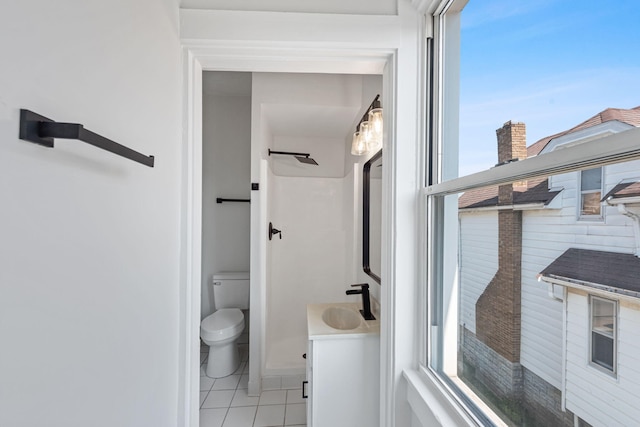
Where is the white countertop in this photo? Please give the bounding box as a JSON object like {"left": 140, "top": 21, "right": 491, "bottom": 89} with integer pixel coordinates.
{"left": 307, "top": 302, "right": 380, "bottom": 340}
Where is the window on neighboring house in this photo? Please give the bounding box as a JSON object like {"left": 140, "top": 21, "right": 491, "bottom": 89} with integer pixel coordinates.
{"left": 590, "top": 295, "right": 617, "bottom": 373}
{"left": 580, "top": 167, "right": 603, "bottom": 217}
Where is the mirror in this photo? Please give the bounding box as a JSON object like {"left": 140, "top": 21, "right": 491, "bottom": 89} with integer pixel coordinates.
{"left": 363, "top": 150, "right": 382, "bottom": 283}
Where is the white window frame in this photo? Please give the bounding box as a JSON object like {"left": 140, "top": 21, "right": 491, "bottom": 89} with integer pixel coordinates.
{"left": 409, "top": 1, "right": 640, "bottom": 426}
{"left": 578, "top": 167, "right": 605, "bottom": 220}
{"left": 589, "top": 295, "right": 617, "bottom": 376}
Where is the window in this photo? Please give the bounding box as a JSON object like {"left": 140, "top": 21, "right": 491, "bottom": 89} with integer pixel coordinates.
{"left": 420, "top": 0, "right": 640, "bottom": 426}
{"left": 580, "top": 167, "right": 603, "bottom": 217}
{"left": 590, "top": 295, "right": 616, "bottom": 374}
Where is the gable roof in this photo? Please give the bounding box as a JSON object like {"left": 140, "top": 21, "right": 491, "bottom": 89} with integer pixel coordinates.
{"left": 459, "top": 106, "right": 640, "bottom": 210}
{"left": 527, "top": 106, "right": 640, "bottom": 156}
{"left": 538, "top": 248, "right": 640, "bottom": 299}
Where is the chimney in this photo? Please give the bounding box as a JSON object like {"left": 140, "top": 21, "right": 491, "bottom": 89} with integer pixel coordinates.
{"left": 496, "top": 121, "right": 527, "bottom": 204}
{"left": 475, "top": 121, "right": 527, "bottom": 368}
{"left": 497, "top": 121, "right": 527, "bottom": 164}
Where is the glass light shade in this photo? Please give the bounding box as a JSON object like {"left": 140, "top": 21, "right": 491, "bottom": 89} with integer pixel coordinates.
{"left": 359, "top": 121, "right": 372, "bottom": 146}
{"left": 368, "top": 108, "right": 383, "bottom": 135}
{"left": 367, "top": 108, "right": 383, "bottom": 151}
{"left": 351, "top": 131, "right": 367, "bottom": 155}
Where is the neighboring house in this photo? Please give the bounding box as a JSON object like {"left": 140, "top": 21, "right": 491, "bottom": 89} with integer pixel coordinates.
{"left": 458, "top": 107, "right": 640, "bottom": 426}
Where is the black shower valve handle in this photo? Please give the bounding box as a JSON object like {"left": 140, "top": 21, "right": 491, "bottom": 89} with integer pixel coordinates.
{"left": 268, "top": 222, "right": 282, "bottom": 240}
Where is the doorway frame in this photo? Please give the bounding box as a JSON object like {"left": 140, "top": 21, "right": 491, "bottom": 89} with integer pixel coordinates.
{"left": 177, "top": 8, "right": 419, "bottom": 427}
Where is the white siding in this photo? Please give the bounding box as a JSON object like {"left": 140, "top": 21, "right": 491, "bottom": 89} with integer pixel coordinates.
{"left": 603, "top": 160, "right": 640, "bottom": 193}
{"left": 459, "top": 211, "right": 498, "bottom": 333}
{"left": 565, "top": 293, "right": 640, "bottom": 427}
{"left": 520, "top": 161, "right": 640, "bottom": 389}
{"left": 521, "top": 209, "right": 565, "bottom": 388}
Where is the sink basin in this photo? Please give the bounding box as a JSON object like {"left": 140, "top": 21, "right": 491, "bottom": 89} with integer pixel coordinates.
{"left": 321, "top": 306, "right": 362, "bottom": 330}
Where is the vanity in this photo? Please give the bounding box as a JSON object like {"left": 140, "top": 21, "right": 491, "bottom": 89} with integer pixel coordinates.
{"left": 306, "top": 302, "right": 380, "bottom": 427}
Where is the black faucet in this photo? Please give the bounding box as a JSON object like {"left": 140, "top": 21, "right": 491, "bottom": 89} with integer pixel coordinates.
{"left": 346, "top": 283, "right": 376, "bottom": 320}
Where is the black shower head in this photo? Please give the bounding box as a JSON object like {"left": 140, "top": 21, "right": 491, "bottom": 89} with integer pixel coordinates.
{"left": 295, "top": 155, "right": 318, "bottom": 165}
{"left": 268, "top": 149, "right": 319, "bottom": 166}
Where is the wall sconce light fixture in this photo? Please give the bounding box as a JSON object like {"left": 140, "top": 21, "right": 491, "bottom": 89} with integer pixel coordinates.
{"left": 351, "top": 95, "right": 383, "bottom": 156}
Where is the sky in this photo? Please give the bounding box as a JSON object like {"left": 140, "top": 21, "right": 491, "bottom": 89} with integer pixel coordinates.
{"left": 459, "top": 0, "right": 640, "bottom": 175}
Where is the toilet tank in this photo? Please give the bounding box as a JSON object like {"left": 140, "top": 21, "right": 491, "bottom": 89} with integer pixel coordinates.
{"left": 212, "top": 272, "right": 250, "bottom": 310}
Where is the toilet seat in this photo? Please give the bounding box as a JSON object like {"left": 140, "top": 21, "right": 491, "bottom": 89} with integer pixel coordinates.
{"left": 201, "top": 308, "right": 244, "bottom": 342}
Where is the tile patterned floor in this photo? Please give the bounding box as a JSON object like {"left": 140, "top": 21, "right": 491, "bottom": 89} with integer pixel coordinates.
{"left": 200, "top": 343, "right": 307, "bottom": 427}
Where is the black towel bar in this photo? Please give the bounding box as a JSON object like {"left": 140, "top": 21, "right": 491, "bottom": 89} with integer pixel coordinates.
{"left": 216, "top": 198, "right": 250, "bottom": 204}
{"left": 19, "top": 109, "right": 155, "bottom": 167}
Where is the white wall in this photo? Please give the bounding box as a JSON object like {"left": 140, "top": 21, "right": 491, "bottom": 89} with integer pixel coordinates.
{"left": 266, "top": 175, "right": 349, "bottom": 373}
{"left": 458, "top": 212, "right": 498, "bottom": 333}
{"left": 565, "top": 292, "right": 640, "bottom": 427}
{"left": 201, "top": 91, "right": 251, "bottom": 318}
{"left": 271, "top": 135, "right": 345, "bottom": 178}
{"left": 0, "top": 1, "right": 181, "bottom": 426}
{"left": 253, "top": 73, "right": 362, "bottom": 116}
{"left": 249, "top": 79, "right": 276, "bottom": 394}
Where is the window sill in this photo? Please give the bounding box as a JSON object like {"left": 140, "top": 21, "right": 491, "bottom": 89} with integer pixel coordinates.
{"left": 577, "top": 215, "right": 604, "bottom": 222}
{"left": 403, "top": 368, "right": 478, "bottom": 427}
{"left": 587, "top": 362, "right": 618, "bottom": 380}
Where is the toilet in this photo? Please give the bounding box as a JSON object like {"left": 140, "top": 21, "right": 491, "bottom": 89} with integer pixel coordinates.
{"left": 201, "top": 272, "right": 249, "bottom": 378}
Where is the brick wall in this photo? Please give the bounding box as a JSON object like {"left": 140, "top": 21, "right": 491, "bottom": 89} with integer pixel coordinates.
{"left": 522, "top": 366, "right": 574, "bottom": 426}
{"left": 460, "top": 327, "right": 574, "bottom": 426}
{"left": 475, "top": 208, "right": 522, "bottom": 362}
{"left": 461, "top": 326, "right": 523, "bottom": 399}
{"left": 475, "top": 121, "right": 526, "bottom": 362}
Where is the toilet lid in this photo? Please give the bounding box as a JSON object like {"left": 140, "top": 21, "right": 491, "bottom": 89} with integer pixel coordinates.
{"left": 201, "top": 308, "right": 244, "bottom": 341}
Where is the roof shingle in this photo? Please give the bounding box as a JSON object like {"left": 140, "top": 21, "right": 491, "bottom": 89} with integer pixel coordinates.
{"left": 528, "top": 105, "right": 640, "bottom": 156}
{"left": 458, "top": 177, "right": 561, "bottom": 209}
{"left": 539, "top": 248, "right": 640, "bottom": 298}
